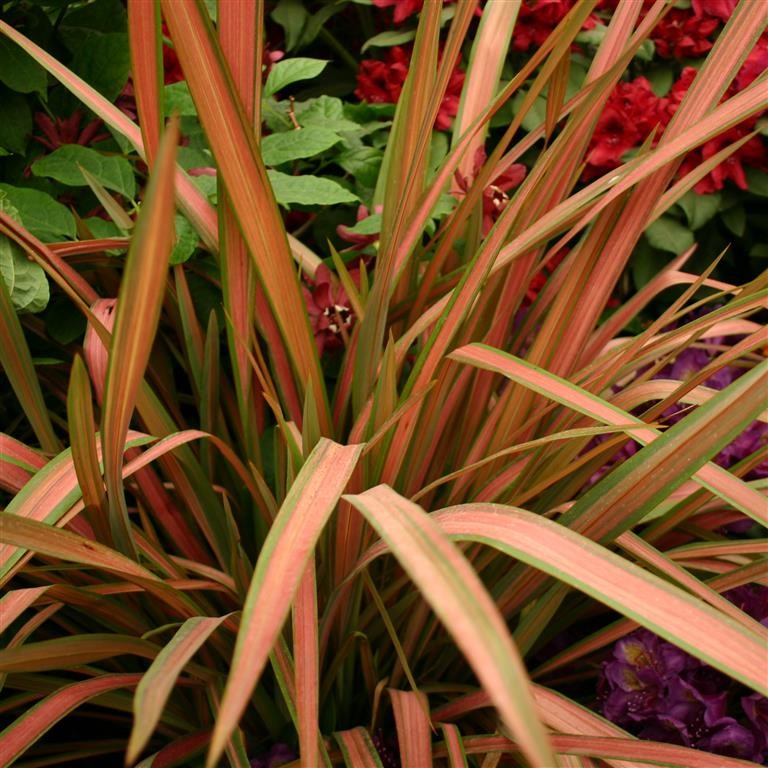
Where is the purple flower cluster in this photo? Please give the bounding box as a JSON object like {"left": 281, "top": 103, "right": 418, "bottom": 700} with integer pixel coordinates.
{"left": 589, "top": 318, "right": 768, "bottom": 486}
{"left": 599, "top": 585, "right": 768, "bottom": 763}
{"left": 249, "top": 743, "right": 296, "bottom": 768}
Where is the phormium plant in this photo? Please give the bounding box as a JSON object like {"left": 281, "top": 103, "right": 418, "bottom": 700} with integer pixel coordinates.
{"left": 0, "top": 1, "right": 766, "bottom": 767}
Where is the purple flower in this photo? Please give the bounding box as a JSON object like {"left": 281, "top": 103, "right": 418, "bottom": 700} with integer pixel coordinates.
{"left": 599, "top": 629, "right": 697, "bottom": 726}
{"left": 249, "top": 743, "right": 296, "bottom": 768}
{"left": 696, "top": 719, "right": 759, "bottom": 761}
{"left": 743, "top": 693, "right": 768, "bottom": 756}
{"left": 599, "top": 586, "right": 768, "bottom": 764}
{"left": 724, "top": 585, "right": 768, "bottom": 625}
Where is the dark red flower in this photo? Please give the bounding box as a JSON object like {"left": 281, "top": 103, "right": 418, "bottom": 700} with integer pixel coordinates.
{"left": 354, "top": 46, "right": 464, "bottom": 130}
{"left": 161, "top": 23, "right": 185, "bottom": 84}
{"left": 583, "top": 77, "right": 665, "bottom": 179}
{"left": 734, "top": 33, "right": 768, "bottom": 91}
{"left": 662, "top": 66, "right": 768, "bottom": 194}
{"left": 302, "top": 264, "right": 359, "bottom": 356}
{"left": 31, "top": 110, "right": 109, "bottom": 152}
{"left": 513, "top": 0, "right": 591, "bottom": 53}
{"left": 651, "top": 9, "right": 719, "bottom": 59}
{"left": 372, "top": 0, "right": 426, "bottom": 23}
{"left": 355, "top": 46, "right": 411, "bottom": 105}
{"left": 454, "top": 148, "right": 526, "bottom": 235}
{"left": 372, "top": 0, "right": 477, "bottom": 24}
{"left": 690, "top": 0, "right": 738, "bottom": 23}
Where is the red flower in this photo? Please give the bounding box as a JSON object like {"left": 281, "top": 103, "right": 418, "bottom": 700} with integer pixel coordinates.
{"left": 584, "top": 77, "right": 664, "bottom": 178}
{"left": 677, "top": 123, "right": 767, "bottom": 195}
{"left": 302, "top": 264, "right": 359, "bottom": 356}
{"left": 355, "top": 46, "right": 464, "bottom": 130}
{"left": 651, "top": 9, "right": 719, "bottom": 59}
{"left": 662, "top": 66, "right": 767, "bottom": 194}
{"left": 512, "top": 0, "right": 583, "bottom": 53}
{"left": 734, "top": 33, "right": 768, "bottom": 91}
{"left": 372, "top": 0, "right": 476, "bottom": 24}
{"left": 372, "top": 0, "right": 426, "bottom": 23}
{"left": 161, "top": 23, "right": 184, "bottom": 84}
{"left": 454, "top": 148, "right": 526, "bottom": 234}
{"left": 31, "top": 110, "right": 109, "bottom": 152}
{"left": 355, "top": 46, "right": 410, "bottom": 104}
{"left": 690, "top": 0, "right": 738, "bottom": 23}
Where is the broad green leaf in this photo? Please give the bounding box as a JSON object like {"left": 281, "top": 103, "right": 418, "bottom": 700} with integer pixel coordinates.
{"left": 69, "top": 32, "right": 130, "bottom": 100}
{"left": 31, "top": 145, "right": 136, "bottom": 199}
{"left": 645, "top": 216, "right": 696, "bottom": 255}
{"left": 0, "top": 236, "right": 49, "bottom": 314}
{"left": 362, "top": 29, "right": 417, "bottom": 53}
{"left": 207, "top": 439, "right": 362, "bottom": 768}
{"left": 59, "top": 0, "right": 127, "bottom": 34}
{"left": 270, "top": 0, "right": 309, "bottom": 51}
{"left": 261, "top": 126, "right": 341, "bottom": 166}
{"left": 0, "top": 90, "right": 32, "bottom": 154}
{"left": 339, "top": 212, "right": 382, "bottom": 237}
{"left": 171, "top": 214, "right": 200, "bottom": 265}
{"left": 745, "top": 168, "right": 768, "bottom": 196}
{"left": 264, "top": 57, "right": 329, "bottom": 98}
{"left": 0, "top": 184, "right": 76, "bottom": 241}
{"left": 345, "top": 486, "right": 556, "bottom": 768}
{"left": 164, "top": 81, "right": 197, "bottom": 116}
{"left": 294, "top": 96, "right": 361, "bottom": 132}
{"left": 677, "top": 190, "right": 721, "bottom": 230}
{"left": 336, "top": 148, "right": 383, "bottom": 189}
{"left": 721, "top": 204, "right": 746, "bottom": 236}
{"left": 267, "top": 170, "right": 359, "bottom": 206}
{"left": 0, "top": 36, "right": 47, "bottom": 96}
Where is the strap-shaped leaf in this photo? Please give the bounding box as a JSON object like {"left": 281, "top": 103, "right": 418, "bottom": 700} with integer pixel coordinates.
{"left": 207, "top": 439, "right": 362, "bottom": 767}
{"left": 344, "top": 485, "right": 556, "bottom": 768}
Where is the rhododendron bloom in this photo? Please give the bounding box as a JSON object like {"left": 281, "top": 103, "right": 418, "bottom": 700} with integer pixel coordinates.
{"left": 600, "top": 590, "right": 768, "bottom": 764}
{"left": 355, "top": 46, "right": 465, "bottom": 130}
{"left": 372, "top": 0, "right": 474, "bottom": 23}
{"left": 691, "top": 0, "right": 738, "bottom": 23}
{"left": 651, "top": 9, "right": 719, "bottom": 59}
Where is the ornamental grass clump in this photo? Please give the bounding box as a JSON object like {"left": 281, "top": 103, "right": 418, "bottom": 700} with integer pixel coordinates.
{"left": 0, "top": 1, "right": 766, "bottom": 767}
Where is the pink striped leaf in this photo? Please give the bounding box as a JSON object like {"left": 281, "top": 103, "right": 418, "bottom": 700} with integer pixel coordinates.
{"left": 127, "top": 615, "right": 231, "bottom": 764}
{"left": 207, "top": 440, "right": 362, "bottom": 767}
{"left": 334, "top": 727, "right": 385, "bottom": 768}
{"left": 343, "top": 485, "right": 556, "bottom": 767}
{"left": 432, "top": 505, "right": 767, "bottom": 694}
{"left": 0, "top": 673, "right": 142, "bottom": 766}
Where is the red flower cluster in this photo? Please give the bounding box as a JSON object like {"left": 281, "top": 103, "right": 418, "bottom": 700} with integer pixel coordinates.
{"left": 371, "top": 0, "right": 475, "bottom": 24}
{"left": 512, "top": 0, "right": 586, "bottom": 53}
{"left": 651, "top": 8, "right": 719, "bottom": 59}
{"left": 596, "top": 0, "right": 731, "bottom": 60}
{"left": 355, "top": 46, "right": 465, "bottom": 131}
{"left": 584, "top": 76, "right": 663, "bottom": 178}
{"left": 585, "top": 50, "right": 768, "bottom": 194}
